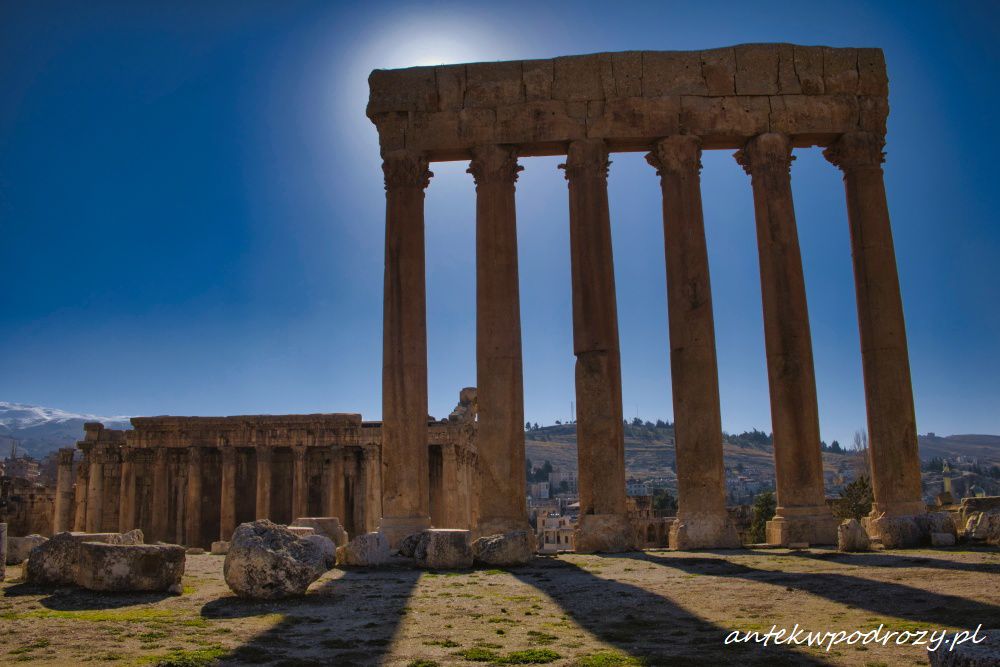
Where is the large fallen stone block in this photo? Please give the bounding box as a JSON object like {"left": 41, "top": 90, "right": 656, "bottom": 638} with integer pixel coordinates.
{"left": 928, "top": 628, "right": 999, "bottom": 666}
{"left": 967, "top": 510, "right": 1000, "bottom": 545}
{"left": 931, "top": 532, "right": 956, "bottom": 547}
{"left": 76, "top": 542, "right": 186, "bottom": 593}
{"left": 7, "top": 535, "right": 48, "bottom": 565}
{"left": 211, "top": 541, "right": 230, "bottom": 555}
{"left": 303, "top": 534, "right": 336, "bottom": 569}
{"left": 396, "top": 532, "right": 423, "bottom": 558}
{"left": 575, "top": 514, "right": 635, "bottom": 553}
{"left": 415, "top": 529, "right": 473, "bottom": 569}
{"left": 27, "top": 531, "right": 149, "bottom": 586}
{"left": 837, "top": 519, "right": 871, "bottom": 552}
{"left": 336, "top": 531, "right": 390, "bottom": 567}
{"left": 291, "top": 517, "right": 349, "bottom": 547}
{"left": 472, "top": 531, "right": 535, "bottom": 567}
{"left": 224, "top": 520, "right": 331, "bottom": 599}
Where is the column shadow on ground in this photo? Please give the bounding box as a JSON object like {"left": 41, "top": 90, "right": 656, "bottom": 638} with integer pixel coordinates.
{"left": 2, "top": 581, "right": 173, "bottom": 610}
{"left": 513, "top": 556, "right": 831, "bottom": 666}
{"left": 200, "top": 566, "right": 421, "bottom": 666}
{"left": 783, "top": 548, "right": 1000, "bottom": 576}
{"left": 618, "top": 551, "right": 1000, "bottom": 629}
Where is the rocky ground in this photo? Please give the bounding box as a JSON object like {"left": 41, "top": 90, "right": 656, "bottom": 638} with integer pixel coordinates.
{"left": 1, "top": 547, "right": 998, "bottom": 666}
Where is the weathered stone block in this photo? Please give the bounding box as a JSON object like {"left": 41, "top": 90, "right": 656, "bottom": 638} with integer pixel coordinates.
{"left": 552, "top": 54, "right": 613, "bottom": 101}
{"left": 669, "top": 513, "right": 741, "bottom": 550}
{"left": 291, "top": 517, "right": 349, "bottom": 547}
{"left": 930, "top": 532, "right": 956, "bottom": 547}
{"left": 472, "top": 530, "right": 535, "bottom": 566}
{"left": 735, "top": 44, "right": 780, "bottom": 95}
{"left": 27, "top": 531, "right": 146, "bottom": 586}
{"left": 857, "top": 48, "right": 888, "bottom": 96}
{"left": 406, "top": 111, "right": 465, "bottom": 152}
{"left": 611, "top": 51, "right": 642, "bottom": 97}
{"left": 465, "top": 61, "right": 524, "bottom": 108}
{"left": 372, "top": 112, "right": 407, "bottom": 152}
{"left": 367, "top": 67, "right": 437, "bottom": 116}
{"left": 575, "top": 514, "right": 634, "bottom": 553}
{"left": 336, "top": 531, "right": 390, "bottom": 567}
{"left": 495, "top": 101, "right": 585, "bottom": 145}
{"left": 643, "top": 51, "right": 707, "bottom": 96}
{"left": 701, "top": 47, "right": 736, "bottom": 96}
{"left": 769, "top": 94, "right": 860, "bottom": 136}
{"left": 588, "top": 96, "right": 680, "bottom": 139}
{"left": 303, "top": 534, "right": 336, "bottom": 569}
{"left": 286, "top": 526, "right": 316, "bottom": 538}
{"left": 458, "top": 108, "right": 497, "bottom": 145}
{"left": 522, "top": 59, "right": 553, "bottom": 100}
{"left": 823, "top": 47, "right": 859, "bottom": 94}
{"left": 436, "top": 64, "right": 466, "bottom": 110}
{"left": 679, "top": 95, "right": 769, "bottom": 138}
{"left": 777, "top": 43, "right": 800, "bottom": 94}
{"left": 185, "top": 547, "right": 205, "bottom": 555}
{"left": 859, "top": 97, "right": 889, "bottom": 135}
{"left": 837, "top": 519, "right": 871, "bottom": 552}
{"left": 415, "top": 529, "right": 473, "bottom": 569}
{"left": 7, "top": 534, "right": 47, "bottom": 565}
{"left": 793, "top": 46, "right": 825, "bottom": 95}
{"left": 210, "top": 540, "right": 229, "bottom": 555}
{"left": 223, "top": 520, "right": 331, "bottom": 599}
{"left": 928, "top": 628, "right": 999, "bottom": 666}
{"left": 77, "top": 542, "right": 186, "bottom": 593}
{"left": 397, "top": 532, "right": 423, "bottom": 558}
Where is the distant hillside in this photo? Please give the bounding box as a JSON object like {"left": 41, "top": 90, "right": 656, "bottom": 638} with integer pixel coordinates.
{"left": 0, "top": 402, "right": 131, "bottom": 459}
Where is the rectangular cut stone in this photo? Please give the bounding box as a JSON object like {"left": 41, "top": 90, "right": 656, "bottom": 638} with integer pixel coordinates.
{"left": 588, "top": 96, "right": 680, "bottom": 139}
{"left": 859, "top": 97, "right": 889, "bottom": 135}
{"left": 458, "top": 108, "right": 496, "bottom": 145}
{"left": 793, "top": 46, "right": 825, "bottom": 94}
{"left": 735, "top": 44, "right": 780, "bottom": 95}
{"left": 612, "top": 51, "right": 643, "bottom": 97}
{"left": 679, "top": 95, "right": 769, "bottom": 139}
{"left": 644, "top": 51, "right": 707, "bottom": 95}
{"left": 406, "top": 111, "right": 465, "bottom": 152}
{"left": 823, "top": 47, "right": 859, "bottom": 94}
{"left": 857, "top": 48, "right": 889, "bottom": 95}
{"left": 553, "top": 54, "right": 612, "bottom": 101}
{"left": 777, "top": 44, "right": 801, "bottom": 94}
{"left": 465, "top": 61, "right": 524, "bottom": 108}
{"left": 769, "top": 95, "right": 859, "bottom": 136}
{"left": 368, "top": 67, "right": 437, "bottom": 115}
{"left": 495, "top": 101, "right": 585, "bottom": 145}
{"left": 701, "top": 47, "right": 736, "bottom": 95}
{"left": 522, "top": 59, "right": 553, "bottom": 100}
{"left": 435, "top": 65, "right": 466, "bottom": 110}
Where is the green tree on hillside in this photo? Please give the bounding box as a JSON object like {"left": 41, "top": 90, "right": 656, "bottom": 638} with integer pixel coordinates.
{"left": 833, "top": 475, "right": 873, "bottom": 521}
{"left": 748, "top": 491, "right": 776, "bottom": 544}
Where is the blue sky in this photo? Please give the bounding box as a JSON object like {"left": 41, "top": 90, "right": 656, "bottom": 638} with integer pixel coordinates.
{"left": 1, "top": 1, "right": 997, "bottom": 447}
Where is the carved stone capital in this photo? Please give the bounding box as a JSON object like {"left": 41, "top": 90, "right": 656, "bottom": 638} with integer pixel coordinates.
{"left": 559, "top": 139, "right": 610, "bottom": 182}
{"left": 382, "top": 149, "right": 432, "bottom": 190}
{"left": 467, "top": 145, "right": 522, "bottom": 188}
{"left": 734, "top": 132, "right": 794, "bottom": 177}
{"left": 58, "top": 448, "right": 76, "bottom": 466}
{"left": 154, "top": 447, "right": 169, "bottom": 465}
{"left": 823, "top": 132, "right": 885, "bottom": 172}
{"left": 292, "top": 444, "right": 308, "bottom": 461}
{"left": 220, "top": 445, "right": 236, "bottom": 465}
{"left": 120, "top": 448, "right": 137, "bottom": 464}
{"left": 645, "top": 135, "right": 702, "bottom": 177}
{"left": 256, "top": 445, "right": 273, "bottom": 464}
{"left": 188, "top": 446, "right": 202, "bottom": 464}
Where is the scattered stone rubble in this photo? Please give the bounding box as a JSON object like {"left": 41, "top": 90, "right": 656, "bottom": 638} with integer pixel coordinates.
{"left": 223, "top": 520, "right": 333, "bottom": 599}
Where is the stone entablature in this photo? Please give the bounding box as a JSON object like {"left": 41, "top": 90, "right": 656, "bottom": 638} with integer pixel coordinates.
{"left": 368, "top": 45, "right": 888, "bottom": 158}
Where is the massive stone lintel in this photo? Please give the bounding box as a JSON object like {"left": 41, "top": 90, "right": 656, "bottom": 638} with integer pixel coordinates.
{"left": 367, "top": 45, "right": 888, "bottom": 159}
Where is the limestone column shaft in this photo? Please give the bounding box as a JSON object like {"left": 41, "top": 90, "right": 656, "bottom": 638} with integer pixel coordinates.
{"left": 560, "top": 139, "right": 631, "bottom": 552}
{"left": 219, "top": 446, "right": 236, "bottom": 541}
{"left": 439, "top": 443, "right": 460, "bottom": 528}
{"left": 380, "top": 149, "right": 433, "bottom": 546}
{"left": 362, "top": 446, "right": 382, "bottom": 533}
{"left": 646, "top": 136, "right": 738, "bottom": 549}
{"left": 824, "top": 132, "right": 923, "bottom": 517}
{"left": 468, "top": 144, "right": 529, "bottom": 535}
{"left": 292, "top": 445, "right": 308, "bottom": 521}
{"left": 185, "top": 447, "right": 203, "bottom": 546}
{"left": 118, "top": 449, "right": 137, "bottom": 532}
{"left": 151, "top": 448, "right": 170, "bottom": 542}
{"left": 325, "top": 445, "right": 345, "bottom": 521}
{"left": 53, "top": 448, "right": 76, "bottom": 533}
{"left": 255, "top": 445, "right": 273, "bottom": 520}
{"left": 85, "top": 446, "right": 105, "bottom": 533}
{"left": 736, "top": 133, "right": 833, "bottom": 544}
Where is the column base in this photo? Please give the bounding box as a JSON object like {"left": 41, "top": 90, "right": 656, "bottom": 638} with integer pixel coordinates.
{"left": 379, "top": 515, "right": 432, "bottom": 550}
{"left": 766, "top": 506, "right": 839, "bottom": 546}
{"left": 669, "top": 512, "right": 741, "bottom": 550}
{"left": 862, "top": 505, "right": 951, "bottom": 549}
{"left": 575, "top": 513, "right": 635, "bottom": 553}
{"left": 477, "top": 517, "right": 533, "bottom": 540}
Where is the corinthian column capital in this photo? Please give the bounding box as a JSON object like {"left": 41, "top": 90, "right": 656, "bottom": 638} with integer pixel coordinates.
{"left": 734, "top": 132, "right": 794, "bottom": 177}
{"left": 467, "top": 145, "right": 523, "bottom": 188}
{"left": 823, "top": 132, "right": 886, "bottom": 173}
{"left": 559, "top": 139, "right": 610, "bottom": 182}
{"left": 645, "top": 135, "right": 702, "bottom": 177}
{"left": 382, "top": 149, "right": 432, "bottom": 190}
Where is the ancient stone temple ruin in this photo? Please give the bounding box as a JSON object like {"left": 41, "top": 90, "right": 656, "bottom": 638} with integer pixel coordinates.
{"left": 367, "top": 44, "right": 927, "bottom": 549}
{"left": 54, "top": 392, "right": 479, "bottom": 549}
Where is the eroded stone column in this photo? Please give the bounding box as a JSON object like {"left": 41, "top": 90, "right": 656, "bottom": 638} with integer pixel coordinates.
{"left": 85, "top": 446, "right": 105, "bottom": 533}
{"left": 380, "top": 149, "right": 433, "bottom": 547}
{"left": 561, "top": 139, "right": 632, "bottom": 553}
{"left": 185, "top": 447, "right": 203, "bottom": 546}
{"left": 255, "top": 445, "right": 273, "bottom": 520}
{"left": 219, "top": 445, "right": 236, "bottom": 542}
{"left": 468, "top": 144, "right": 530, "bottom": 536}
{"left": 118, "top": 448, "right": 137, "bottom": 533}
{"left": 325, "top": 445, "right": 345, "bottom": 521}
{"left": 72, "top": 449, "right": 90, "bottom": 532}
{"left": 53, "top": 448, "right": 76, "bottom": 533}
{"left": 362, "top": 445, "right": 382, "bottom": 533}
{"left": 824, "top": 132, "right": 926, "bottom": 546}
{"left": 292, "top": 445, "right": 308, "bottom": 521}
{"left": 646, "top": 136, "right": 739, "bottom": 549}
{"left": 151, "top": 448, "right": 170, "bottom": 542}
{"left": 736, "top": 133, "right": 837, "bottom": 545}
{"left": 438, "top": 443, "right": 459, "bottom": 528}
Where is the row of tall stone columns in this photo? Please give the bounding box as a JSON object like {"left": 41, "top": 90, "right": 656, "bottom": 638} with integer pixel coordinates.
{"left": 378, "top": 129, "right": 923, "bottom": 549}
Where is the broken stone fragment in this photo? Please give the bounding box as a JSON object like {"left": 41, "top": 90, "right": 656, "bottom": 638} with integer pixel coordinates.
{"left": 223, "top": 520, "right": 332, "bottom": 599}
{"left": 414, "top": 529, "right": 473, "bottom": 570}
{"left": 335, "top": 531, "right": 390, "bottom": 567}
{"left": 472, "top": 530, "right": 535, "bottom": 567}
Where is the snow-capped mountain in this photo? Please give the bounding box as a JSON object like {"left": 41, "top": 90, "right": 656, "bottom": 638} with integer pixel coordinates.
{"left": 0, "top": 401, "right": 131, "bottom": 459}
